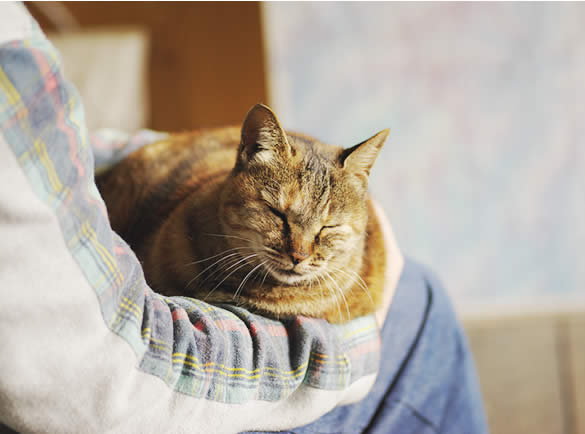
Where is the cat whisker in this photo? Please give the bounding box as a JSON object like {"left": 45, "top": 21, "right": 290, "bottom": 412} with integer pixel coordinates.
{"left": 233, "top": 260, "right": 268, "bottom": 301}
{"left": 183, "top": 246, "right": 256, "bottom": 267}
{"left": 184, "top": 251, "right": 244, "bottom": 290}
{"left": 264, "top": 254, "right": 285, "bottom": 265}
{"left": 249, "top": 264, "right": 264, "bottom": 286}
{"left": 235, "top": 261, "right": 267, "bottom": 306}
{"left": 319, "top": 280, "right": 326, "bottom": 308}
{"left": 308, "top": 275, "right": 323, "bottom": 305}
{"left": 330, "top": 266, "right": 374, "bottom": 308}
{"left": 323, "top": 269, "right": 350, "bottom": 322}
{"left": 204, "top": 262, "right": 253, "bottom": 302}
{"left": 203, "top": 232, "right": 251, "bottom": 241}
{"left": 203, "top": 232, "right": 263, "bottom": 247}
{"left": 199, "top": 254, "right": 248, "bottom": 285}
{"left": 202, "top": 233, "right": 280, "bottom": 263}
{"left": 261, "top": 246, "right": 280, "bottom": 255}
{"left": 203, "top": 253, "right": 260, "bottom": 301}
{"left": 344, "top": 269, "right": 370, "bottom": 296}
{"left": 315, "top": 273, "right": 342, "bottom": 322}
{"left": 259, "top": 264, "right": 271, "bottom": 288}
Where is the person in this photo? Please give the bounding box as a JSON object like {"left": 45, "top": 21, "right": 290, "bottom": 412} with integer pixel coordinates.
{"left": 0, "top": 3, "right": 488, "bottom": 433}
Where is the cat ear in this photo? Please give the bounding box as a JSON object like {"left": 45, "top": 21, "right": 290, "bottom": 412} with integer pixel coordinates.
{"left": 341, "top": 129, "right": 389, "bottom": 181}
{"left": 238, "top": 103, "right": 291, "bottom": 166}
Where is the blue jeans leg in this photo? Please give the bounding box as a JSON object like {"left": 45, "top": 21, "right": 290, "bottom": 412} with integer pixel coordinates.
{"left": 294, "top": 258, "right": 489, "bottom": 434}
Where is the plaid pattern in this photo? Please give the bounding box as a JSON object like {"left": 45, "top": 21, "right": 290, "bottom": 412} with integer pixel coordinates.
{"left": 0, "top": 19, "right": 380, "bottom": 404}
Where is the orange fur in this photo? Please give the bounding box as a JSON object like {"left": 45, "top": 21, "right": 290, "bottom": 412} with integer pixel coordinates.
{"left": 97, "top": 104, "right": 388, "bottom": 323}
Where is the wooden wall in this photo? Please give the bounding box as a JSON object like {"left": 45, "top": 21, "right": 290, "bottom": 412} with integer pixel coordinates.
{"left": 27, "top": 1, "right": 268, "bottom": 131}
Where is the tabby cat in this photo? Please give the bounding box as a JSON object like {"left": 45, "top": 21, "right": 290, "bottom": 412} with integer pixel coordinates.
{"left": 96, "top": 104, "right": 388, "bottom": 323}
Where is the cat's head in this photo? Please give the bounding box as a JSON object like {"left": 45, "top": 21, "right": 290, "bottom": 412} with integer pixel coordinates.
{"left": 220, "top": 104, "right": 388, "bottom": 285}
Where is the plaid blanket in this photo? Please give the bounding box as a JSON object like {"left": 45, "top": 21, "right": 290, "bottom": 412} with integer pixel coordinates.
{"left": 0, "top": 7, "right": 380, "bottom": 408}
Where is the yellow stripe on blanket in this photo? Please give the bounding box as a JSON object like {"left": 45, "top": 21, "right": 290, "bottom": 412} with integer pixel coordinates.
{"left": 82, "top": 221, "right": 124, "bottom": 285}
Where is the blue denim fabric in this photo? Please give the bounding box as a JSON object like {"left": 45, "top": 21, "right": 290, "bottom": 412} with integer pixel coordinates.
{"left": 246, "top": 258, "right": 489, "bottom": 433}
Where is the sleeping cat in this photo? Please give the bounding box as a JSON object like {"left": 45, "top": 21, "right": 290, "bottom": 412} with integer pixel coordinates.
{"left": 96, "top": 104, "right": 388, "bottom": 323}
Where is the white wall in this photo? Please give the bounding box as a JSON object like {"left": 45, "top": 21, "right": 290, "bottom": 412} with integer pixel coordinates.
{"left": 263, "top": 2, "right": 584, "bottom": 312}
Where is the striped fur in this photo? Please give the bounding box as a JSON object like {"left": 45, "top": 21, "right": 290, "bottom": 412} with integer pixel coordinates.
{"left": 97, "top": 104, "right": 388, "bottom": 323}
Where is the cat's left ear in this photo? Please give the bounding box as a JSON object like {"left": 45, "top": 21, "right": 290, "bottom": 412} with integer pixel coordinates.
{"left": 238, "top": 103, "right": 292, "bottom": 167}
{"left": 341, "top": 129, "right": 389, "bottom": 182}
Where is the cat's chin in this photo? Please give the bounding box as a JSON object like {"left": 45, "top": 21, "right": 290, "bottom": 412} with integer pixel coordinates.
{"left": 269, "top": 267, "right": 312, "bottom": 285}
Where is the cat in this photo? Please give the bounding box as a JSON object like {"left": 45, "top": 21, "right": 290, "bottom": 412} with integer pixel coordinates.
{"left": 96, "top": 104, "right": 388, "bottom": 323}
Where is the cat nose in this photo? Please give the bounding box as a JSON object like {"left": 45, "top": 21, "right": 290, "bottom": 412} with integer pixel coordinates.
{"left": 290, "top": 251, "right": 309, "bottom": 265}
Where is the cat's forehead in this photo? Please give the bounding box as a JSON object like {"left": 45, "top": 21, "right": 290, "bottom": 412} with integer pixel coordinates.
{"left": 279, "top": 136, "right": 337, "bottom": 185}
{"left": 287, "top": 133, "right": 342, "bottom": 162}
{"left": 261, "top": 163, "right": 330, "bottom": 203}
{"left": 260, "top": 146, "right": 340, "bottom": 219}
{"left": 248, "top": 132, "right": 361, "bottom": 219}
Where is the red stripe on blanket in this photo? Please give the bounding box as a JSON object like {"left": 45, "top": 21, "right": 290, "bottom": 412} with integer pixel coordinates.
{"left": 217, "top": 319, "right": 250, "bottom": 333}
{"left": 193, "top": 320, "right": 205, "bottom": 331}
{"left": 249, "top": 322, "right": 288, "bottom": 337}
{"left": 171, "top": 309, "right": 189, "bottom": 322}
{"left": 346, "top": 339, "right": 381, "bottom": 358}
{"left": 31, "top": 49, "right": 86, "bottom": 179}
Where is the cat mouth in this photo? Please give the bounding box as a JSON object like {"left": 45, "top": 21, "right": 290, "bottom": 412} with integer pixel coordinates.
{"left": 277, "top": 268, "right": 302, "bottom": 276}
{"left": 261, "top": 253, "right": 312, "bottom": 283}
{"left": 267, "top": 264, "right": 308, "bottom": 283}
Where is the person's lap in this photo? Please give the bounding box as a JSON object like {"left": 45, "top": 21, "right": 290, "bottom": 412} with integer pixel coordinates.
{"left": 247, "top": 258, "right": 488, "bottom": 433}
{"left": 0, "top": 256, "right": 487, "bottom": 434}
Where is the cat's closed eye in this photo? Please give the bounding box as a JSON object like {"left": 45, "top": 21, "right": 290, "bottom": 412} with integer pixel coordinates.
{"left": 315, "top": 225, "right": 341, "bottom": 242}
{"left": 267, "top": 205, "right": 288, "bottom": 224}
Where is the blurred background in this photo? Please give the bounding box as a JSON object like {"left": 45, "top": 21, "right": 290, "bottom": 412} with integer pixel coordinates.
{"left": 26, "top": 2, "right": 583, "bottom": 433}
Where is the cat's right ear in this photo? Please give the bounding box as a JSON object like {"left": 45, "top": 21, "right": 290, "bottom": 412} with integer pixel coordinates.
{"left": 341, "top": 129, "right": 389, "bottom": 183}
{"left": 237, "top": 103, "right": 292, "bottom": 168}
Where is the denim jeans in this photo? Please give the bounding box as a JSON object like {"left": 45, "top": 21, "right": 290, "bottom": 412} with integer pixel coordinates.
{"left": 247, "top": 258, "right": 489, "bottom": 433}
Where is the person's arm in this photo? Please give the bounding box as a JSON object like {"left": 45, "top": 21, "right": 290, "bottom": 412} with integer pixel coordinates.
{"left": 0, "top": 4, "right": 402, "bottom": 433}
